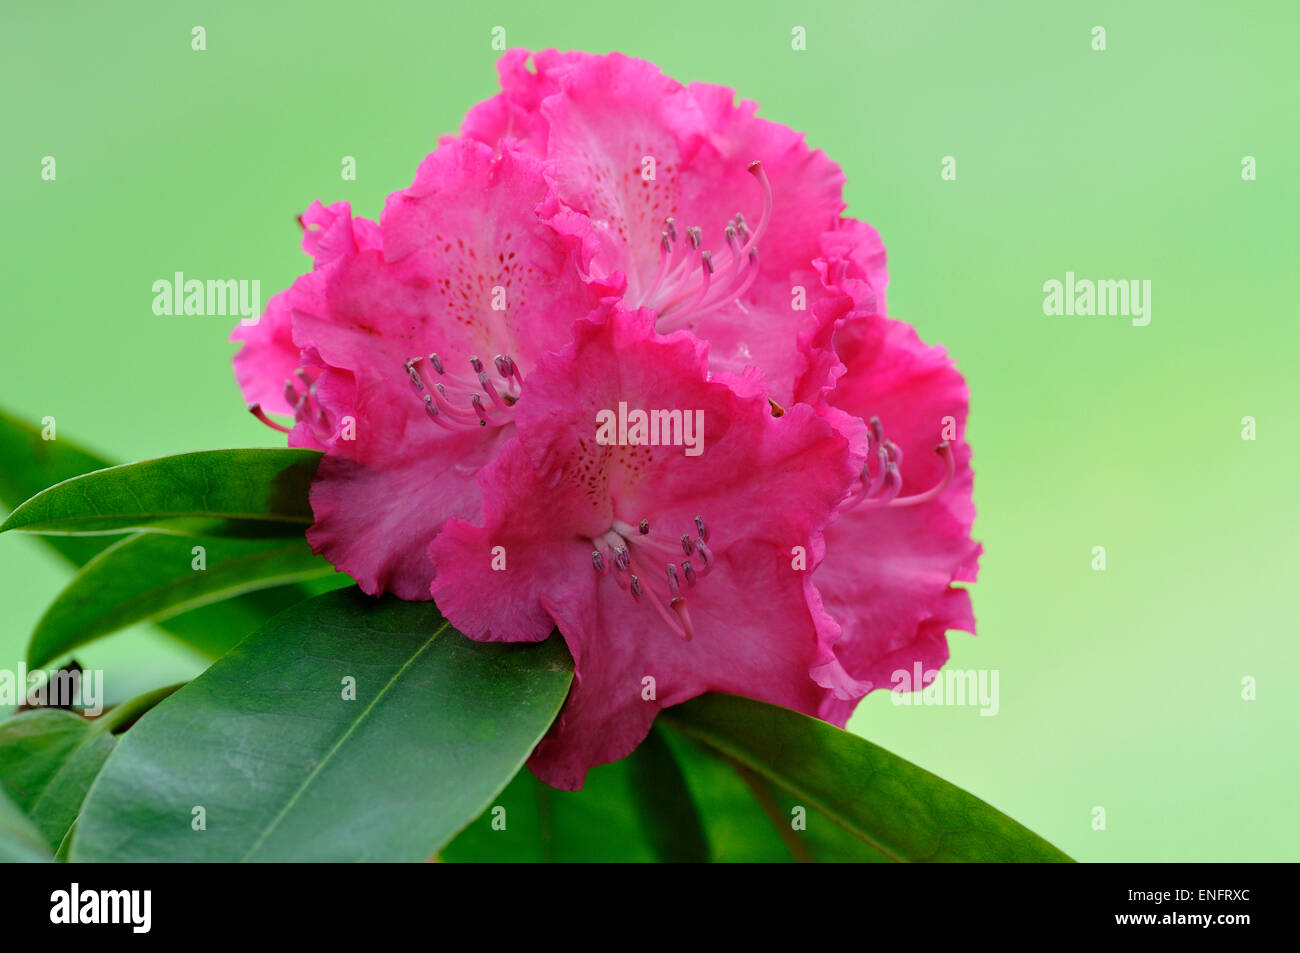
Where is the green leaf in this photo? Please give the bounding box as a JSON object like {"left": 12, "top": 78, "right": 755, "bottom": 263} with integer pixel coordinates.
{"left": 0, "top": 409, "right": 120, "bottom": 565}
{"left": 130, "top": 575, "right": 348, "bottom": 659}
{"left": 663, "top": 694, "right": 1073, "bottom": 863}
{"left": 0, "top": 411, "right": 334, "bottom": 659}
{"left": 28, "top": 533, "right": 337, "bottom": 668}
{"left": 443, "top": 759, "right": 656, "bottom": 862}
{"left": 54, "top": 820, "right": 77, "bottom": 861}
{"left": 71, "top": 587, "right": 573, "bottom": 862}
{"left": 658, "top": 724, "right": 884, "bottom": 861}
{"left": 442, "top": 724, "right": 709, "bottom": 863}
{"left": 626, "top": 725, "right": 710, "bottom": 862}
{"left": 0, "top": 686, "right": 179, "bottom": 854}
{"left": 0, "top": 710, "right": 117, "bottom": 853}
{"left": 0, "top": 788, "right": 51, "bottom": 862}
{"left": 0, "top": 448, "right": 320, "bottom": 538}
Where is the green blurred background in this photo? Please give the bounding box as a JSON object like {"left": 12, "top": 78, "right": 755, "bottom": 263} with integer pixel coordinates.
{"left": 2, "top": 1, "right": 1296, "bottom": 861}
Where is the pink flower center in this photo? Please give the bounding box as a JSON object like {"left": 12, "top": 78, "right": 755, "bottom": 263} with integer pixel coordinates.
{"left": 589, "top": 514, "right": 714, "bottom": 641}
{"left": 404, "top": 352, "right": 523, "bottom": 431}
{"left": 847, "top": 416, "right": 956, "bottom": 510}
{"left": 640, "top": 161, "right": 773, "bottom": 333}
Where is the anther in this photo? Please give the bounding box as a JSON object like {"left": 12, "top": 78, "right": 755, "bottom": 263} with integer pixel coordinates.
{"left": 680, "top": 534, "right": 695, "bottom": 556}
{"left": 695, "top": 539, "right": 714, "bottom": 572}
{"left": 250, "top": 404, "right": 292, "bottom": 435}
{"left": 614, "top": 546, "right": 631, "bottom": 571}
{"left": 695, "top": 515, "right": 708, "bottom": 541}
{"left": 430, "top": 353, "right": 445, "bottom": 375}
{"left": 629, "top": 574, "right": 643, "bottom": 600}
{"left": 639, "top": 519, "right": 650, "bottom": 535}
{"left": 666, "top": 564, "right": 681, "bottom": 597}
{"left": 682, "top": 560, "right": 696, "bottom": 586}
{"left": 422, "top": 395, "right": 452, "bottom": 430}
{"left": 469, "top": 356, "right": 484, "bottom": 374}
{"left": 405, "top": 359, "right": 424, "bottom": 391}
{"left": 470, "top": 394, "right": 488, "bottom": 426}
{"left": 592, "top": 550, "right": 605, "bottom": 573}
{"left": 478, "top": 371, "right": 506, "bottom": 409}
{"left": 744, "top": 161, "right": 773, "bottom": 254}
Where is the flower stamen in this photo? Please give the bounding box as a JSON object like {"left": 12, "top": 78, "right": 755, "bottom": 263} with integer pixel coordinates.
{"left": 249, "top": 403, "right": 292, "bottom": 434}
{"left": 404, "top": 352, "right": 521, "bottom": 432}
{"left": 591, "top": 514, "right": 716, "bottom": 640}
{"left": 848, "top": 416, "right": 956, "bottom": 509}
{"left": 644, "top": 160, "right": 772, "bottom": 332}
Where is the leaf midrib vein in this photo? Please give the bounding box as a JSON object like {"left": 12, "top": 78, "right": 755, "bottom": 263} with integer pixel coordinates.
{"left": 239, "top": 622, "right": 449, "bottom": 862}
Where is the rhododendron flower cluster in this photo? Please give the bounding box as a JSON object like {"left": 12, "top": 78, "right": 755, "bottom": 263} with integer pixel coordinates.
{"left": 232, "top": 49, "right": 980, "bottom": 789}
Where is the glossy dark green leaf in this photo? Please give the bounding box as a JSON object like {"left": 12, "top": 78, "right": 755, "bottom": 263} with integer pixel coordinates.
{"left": 663, "top": 694, "right": 1073, "bottom": 863}
{"left": 0, "top": 710, "right": 116, "bottom": 853}
{"left": 0, "top": 448, "right": 320, "bottom": 538}
{"left": 626, "top": 725, "right": 709, "bottom": 862}
{"left": 71, "top": 588, "right": 573, "bottom": 862}
{"left": 443, "top": 758, "right": 655, "bottom": 862}
{"left": 659, "top": 724, "right": 886, "bottom": 861}
{"left": 0, "top": 411, "right": 333, "bottom": 659}
{"left": 0, "top": 788, "right": 50, "bottom": 862}
{"left": 55, "top": 820, "right": 76, "bottom": 861}
{"left": 28, "top": 533, "right": 337, "bottom": 668}
{"left": 443, "top": 724, "right": 709, "bottom": 863}
{"left": 137, "top": 574, "right": 348, "bottom": 659}
{"left": 0, "top": 409, "right": 118, "bottom": 565}
{"left": 0, "top": 685, "right": 179, "bottom": 854}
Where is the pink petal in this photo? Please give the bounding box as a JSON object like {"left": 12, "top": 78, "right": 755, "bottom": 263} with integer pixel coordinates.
{"left": 815, "top": 315, "right": 982, "bottom": 710}
{"left": 454, "top": 48, "right": 587, "bottom": 157}
{"left": 431, "top": 304, "right": 857, "bottom": 788}
{"left": 230, "top": 200, "right": 377, "bottom": 418}
{"left": 539, "top": 52, "right": 709, "bottom": 300}
{"left": 289, "top": 139, "right": 604, "bottom": 597}
{"left": 230, "top": 289, "right": 300, "bottom": 417}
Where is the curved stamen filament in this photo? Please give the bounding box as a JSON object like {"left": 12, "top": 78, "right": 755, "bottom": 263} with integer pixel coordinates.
{"left": 658, "top": 250, "right": 714, "bottom": 316}
{"left": 849, "top": 417, "right": 956, "bottom": 510}
{"left": 593, "top": 515, "right": 715, "bottom": 639}
{"left": 890, "top": 442, "right": 955, "bottom": 507}
{"left": 688, "top": 249, "right": 760, "bottom": 320}
{"left": 641, "top": 160, "right": 772, "bottom": 330}
{"left": 273, "top": 370, "right": 332, "bottom": 439}
{"left": 250, "top": 404, "right": 292, "bottom": 434}
{"left": 642, "top": 229, "right": 676, "bottom": 304}
{"left": 405, "top": 351, "right": 521, "bottom": 432}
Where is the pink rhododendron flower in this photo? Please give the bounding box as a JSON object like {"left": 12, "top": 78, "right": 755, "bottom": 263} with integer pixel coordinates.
{"left": 456, "top": 49, "right": 884, "bottom": 409}
{"left": 231, "top": 139, "right": 609, "bottom": 598}
{"left": 814, "top": 313, "right": 981, "bottom": 720}
{"left": 232, "top": 47, "right": 980, "bottom": 790}
{"left": 449, "top": 48, "right": 979, "bottom": 725}
{"left": 430, "top": 304, "right": 861, "bottom": 789}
